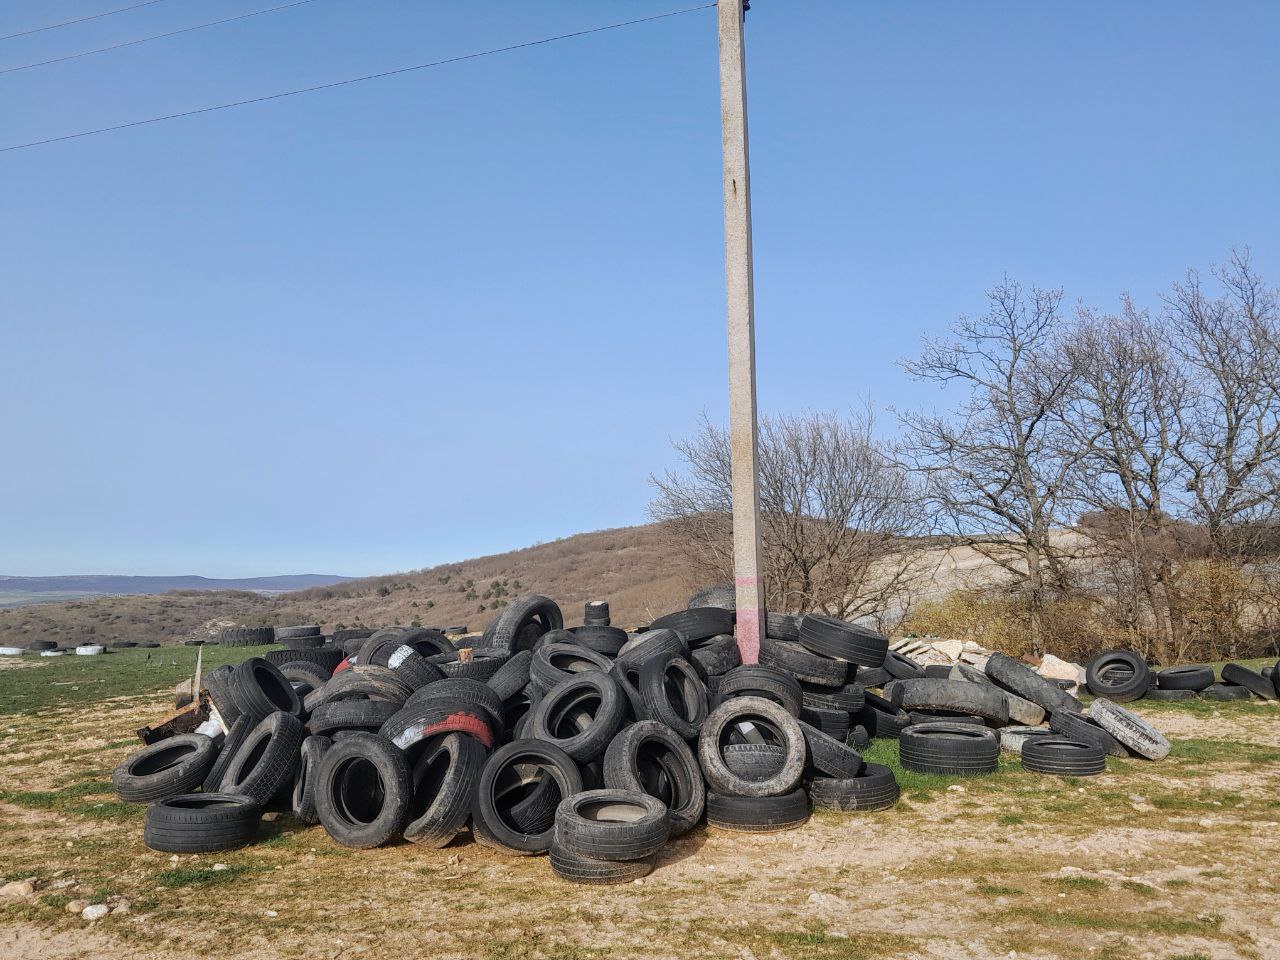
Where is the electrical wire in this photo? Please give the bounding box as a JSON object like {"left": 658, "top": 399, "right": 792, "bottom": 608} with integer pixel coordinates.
{"left": 0, "top": 0, "right": 319, "bottom": 76}
{"left": 0, "top": 0, "right": 173, "bottom": 42}
{"left": 0, "top": 3, "right": 716, "bottom": 155}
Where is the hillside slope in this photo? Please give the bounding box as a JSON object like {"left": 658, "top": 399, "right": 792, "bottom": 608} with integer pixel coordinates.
{"left": 0, "top": 573, "right": 351, "bottom": 608}
{"left": 0, "top": 524, "right": 697, "bottom": 648}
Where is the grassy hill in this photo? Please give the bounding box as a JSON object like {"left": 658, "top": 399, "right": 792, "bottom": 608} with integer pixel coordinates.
{"left": 0, "top": 524, "right": 696, "bottom": 648}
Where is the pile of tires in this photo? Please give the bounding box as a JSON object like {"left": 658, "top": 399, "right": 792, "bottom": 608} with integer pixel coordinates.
{"left": 1085, "top": 649, "right": 1279, "bottom": 703}
{"left": 112, "top": 594, "right": 904, "bottom": 883}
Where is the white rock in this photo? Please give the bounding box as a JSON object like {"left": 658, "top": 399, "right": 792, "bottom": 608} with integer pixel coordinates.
{"left": 66, "top": 899, "right": 88, "bottom": 914}
{"left": 1038, "top": 654, "right": 1085, "bottom": 685}
{"left": 0, "top": 880, "right": 34, "bottom": 899}
{"left": 111, "top": 903, "right": 130, "bottom": 916}
{"left": 947, "top": 785, "right": 966, "bottom": 793}
{"left": 82, "top": 904, "right": 109, "bottom": 921}
{"left": 264, "top": 909, "right": 278, "bottom": 918}
{"left": 212, "top": 863, "right": 228, "bottom": 871}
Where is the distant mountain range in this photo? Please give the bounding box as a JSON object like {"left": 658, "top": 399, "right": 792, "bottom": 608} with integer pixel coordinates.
{"left": 0, "top": 574, "right": 351, "bottom": 608}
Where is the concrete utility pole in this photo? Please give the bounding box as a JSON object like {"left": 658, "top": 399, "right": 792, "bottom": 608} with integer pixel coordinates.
{"left": 718, "top": 0, "right": 764, "bottom": 664}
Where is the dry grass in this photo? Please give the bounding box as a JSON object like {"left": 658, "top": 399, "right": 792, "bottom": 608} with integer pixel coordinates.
{"left": 1, "top": 682, "right": 1277, "bottom": 960}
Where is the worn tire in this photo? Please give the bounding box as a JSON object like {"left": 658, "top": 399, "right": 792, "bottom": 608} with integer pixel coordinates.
{"left": 554, "top": 789, "right": 670, "bottom": 861}
{"left": 549, "top": 845, "right": 652, "bottom": 884}
{"left": 291, "top": 735, "right": 332, "bottom": 824}
{"left": 691, "top": 634, "right": 742, "bottom": 677}
{"left": 1049, "top": 709, "right": 1127, "bottom": 758}
{"left": 899, "top": 722, "right": 999, "bottom": 776}
{"left": 218, "top": 626, "right": 275, "bottom": 647}
{"left": 798, "top": 615, "right": 888, "bottom": 667}
{"left": 1021, "top": 737, "right": 1106, "bottom": 776}
{"left": 487, "top": 595, "right": 564, "bottom": 655}
{"left": 616, "top": 629, "right": 688, "bottom": 669}
{"left": 603, "top": 720, "right": 704, "bottom": 836}
{"left": 638, "top": 653, "right": 708, "bottom": 740}
{"left": 528, "top": 672, "right": 627, "bottom": 762}
{"left": 487, "top": 650, "right": 535, "bottom": 701}
{"left": 218, "top": 711, "right": 304, "bottom": 806}
{"left": 403, "top": 732, "right": 486, "bottom": 847}
{"left": 530, "top": 643, "right": 612, "bottom": 693}
{"left": 800, "top": 682, "right": 864, "bottom": 713}
{"left": 264, "top": 646, "right": 345, "bottom": 674}
{"left": 1221, "top": 663, "right": 1277, "bottom": 700}
{"left": 1085, "top": 650, "right": 1152, "bottom": 702}
{"left": 314, "top": 733, "right": 412, "bottom": 848}
{"left": 202, "top": 714, "right": 253, "bottom": 792}
{"left": 307, "top": 698, "right": 401, "bottom": 737}
{"left": 143, "top": 794, "right": 261, "bottom": 853}
{"left": 406, "top": 678, "right": 505, "bottom": 736}
{"left": 998, "top": 725, "right": 1055, "bottom": 755}
{"left": 809, "top": 763, "right": 899, "bottom": 811}
{"left": 883, "top": 650, "right": 925, "bottom": 680}
{"left": 721, "top": 742, "right": 787, "bottom": 781}
{"left": 229, "top": 657, "right": 302, "bottom": 720}
{"left": 1144, "top": 688, "right": 1197, "bottom": 702}
{"left": 1202, "top": 683, "right": 1251, "bottom": 701}
{"left": 764, "top": 612, "right": 801, "bottom": 642}
{"left": 472, "top": 740, "right": 584, "bottom": 855}
{"left": 113, "top": 734, "right": 218, "bottom": 803}
{"left": 698, "top": 696, "right": 806, "bottom": 797}
{"left": 568, "top": 625, "right": 628, "bottom": 657}
{"left": 760, "top": 638, "right": 847, "bottom": 687}
{"left": 1155, "top": 665, "right": 1214, "bottom": 692}
{"left": 713, "top": 665, "right": 803, "bottom": 717}
{"left": 985, "top": 652, "right": 1082, "bottom": 716}
{"left": 650, "top": 607, "right": 735, "bottom": 644}
{"left": 706, "top": 789, "right": 809, "bottom": 832}
{"left": 799, "top": 720, "right": 863, "bottom": 778}
{"left": 1089, "top": 699, "right": 1170, "bottom": 760}
{"left": 889, "top": 678, "right": 1010, "bottom": 725}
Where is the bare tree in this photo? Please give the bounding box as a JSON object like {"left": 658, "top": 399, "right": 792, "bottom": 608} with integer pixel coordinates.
{"left": 1167, "top": 249, "right": 1280, "bottom": 554}
{"left": 898, "top": 277, "right": 1078, "bottom": 651}
{"left": 1060, "top": 300, "right": 1191, "bottom": 660}
{"left": 649, "top": 408, "right": 925, "bottom": 620}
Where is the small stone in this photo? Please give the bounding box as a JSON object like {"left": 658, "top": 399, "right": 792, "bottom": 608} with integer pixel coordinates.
{"left": 82, "top": 904, "right": 109, "bottom": 921}
{"left": 261, "top": 812, "right": 279, "bottom": 823}
{"left": 947, "top": 785, "right": 966, "bottom": 793}
{"left": 66, "top": 900, "right": 88, "bottom": 914}
{"left": 0, "top": 880, "right": 34, "bottom": 899}
{"left": 111, "top": 903, "right": 130, "bottom": 916}
{"left": 169, "top": 855, "right": 179, "bottom": 863}
{"left": 1198, "top": 818, "right": 1213, "bottom": 828}
{"left": 632, "top": 878, "right": 645, "bottom": 885}
{"left": 212, "top": 863, "right": 228, "bottom": 871}
{"left": 263, "top": 909, "right": 278, "bottom": 918}
{"left": 1059, "top": 866, "right": 1082, "bottom": 874}
{"left": 447, "top": 853, "right": 462, "bottom": 866}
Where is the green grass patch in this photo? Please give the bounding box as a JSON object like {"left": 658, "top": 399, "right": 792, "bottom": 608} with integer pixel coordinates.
{"left": 0, "top": 644, "right": 277, "bottom": 716}
{"left": 0, "top": 781, "right": 141, "bottom": 822}
{"left": 154, "top": 864, "right": 260, "bottom": 888}
{"left": 1051, "top": 875, "right": 1106, "bottom": 892}
{"left": 997, "top": 813, "right": 1024, "bottom": 825}
{"left": 976, "top": 884, "right": 1023, "bottom": 896}
{"left": 1120, "top": 880, "right": 1157, "bottom": 896}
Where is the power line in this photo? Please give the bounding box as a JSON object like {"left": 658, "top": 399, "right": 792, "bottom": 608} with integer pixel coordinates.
{"left": 0, "top": 0, "right": 173, "bottom": 42}
{"left": 0, "top": 3, "right": 716, "bottom": 155}
{"left": 0, "top": 0, "right": 319, "bottom": 76}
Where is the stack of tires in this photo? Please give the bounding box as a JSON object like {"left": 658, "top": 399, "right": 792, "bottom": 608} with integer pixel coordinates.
{"left": 1085, "top": 648, "right": 1278, "bottom": 703}
{"left": 112, "top": 594, "right": 903, "bottom": 884}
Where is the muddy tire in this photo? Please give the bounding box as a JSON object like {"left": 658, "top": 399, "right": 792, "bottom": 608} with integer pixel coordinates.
{"left": 698, "top": 696, "right": 806, "bottom": 797}
{"left": 809, "top": 762, "right": 899, "bottom": 811}
{"left": 1089, "top": 699, "right": 1170, "bottom": 760}
{"left": 603, "top": 720, "right": 705, "bottom": 836}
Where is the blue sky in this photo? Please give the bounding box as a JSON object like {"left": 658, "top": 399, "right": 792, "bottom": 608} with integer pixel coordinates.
{"left": 1, "top": 0, "right": 1277, "bottom": 577}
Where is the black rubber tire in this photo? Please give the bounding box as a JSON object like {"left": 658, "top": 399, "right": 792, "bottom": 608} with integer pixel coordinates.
{"left": 713, "top": 665, "right": 803, "bottom": 717}
{"left": 567, "top": 625, "right": 628, "bottom": 657}
{"left": 650, "top": 607, "right": 735, "bottom": 644}
{"left": 889, "top": 678, "right": 1010, "bottom": 724}
{"left": 691, "top": 635, "right": 741, "bottom": 677}
{"left": 307, "top": 699, "right": 401, "bottom": 737}
{"left": 264, "top": 647, "right": 344, "bottom": 674}
{"left": 1022, "top": 737, "right": 1107, "bottom": 776}
{"left": 760, "top": 638, "right": 848, "bottom": 687}
{"left": 143, "top": 793, "right": 261, "bottom": 853}
{"left": 798, "top": 615, "right": 888, "bottom": 667}
{"left": 1085, "top": 650, "right": 1152, "bottom": 702}
{"left": 1088, "top": 699, "right": 1171, "bottom": 760}
{"left": 204, "top": 664, "right": 242, "bottom": 725}
{"left": 1144, "top": 688, "right": 1197, "bottom": 702}
{"left": 530, "top": 643, "right": 612, "bottom": 693}
{"left": 1221, "top": 663, "right": 1277, "bottom": 700}
{"left": 375, "top": 627, "right": 455, "bottom": 659}
{"left": 847, "top": 725, "right": 870, "bottom": 750}
{"left": 706, "top": 789, "right": 809, "bottom": 833}
{"left": 549, "top": 845, "right": 652, "bottom": 884}
{"left": 899, "top": 722, "right": 999, "bottom": 776}
{"left": 405, "top": 678, "right": 506, "bottom": 736}
{"left": 332, "top": 628, "right": 374, "bottom": 645}
{"left": 304, "top": 666, "right": 413, "bottom": 711}
{"left": 799, "top": 706, "right": 851, "bottom": 741}
{"left": 276, "top": 625, "right": 321, "bottom": 640}
{"left": 112, "top": 734, "right": 218, "bottom": 803}
{"left": 111, "top": 641, "right": 137, "bottom": 649}
{"left": 1273, "top": 661, "right": 1280, "bottom": 698}
{"left": 924, "top": 664, "right": 954, "bottom": 679}
{"left": 229, "top": 657, "right": 302, "bottom": 720}
{"left": 883, "top": 650, "right": 925, "bottom": 680}
{"left": 365, "top": 643, "right": 446, "bottom": 690}
{"left": 687, "top": 584, "right": 736, "bottom": 610}
{"left": 380, "top": 699, "right": 496, "bottom": 758}
{"left": 721, "top": 742, "right": 787, "bottom": 781}
{"left": 218, "top": 626, "right": 275, "bottom": 647}
{"left": 487, "top": 595, "right": 564, "bottom": 655}
{"left": 809, "top": 762, "right": 899, "bottom": 811}
{"left": 487, "top": 650, "right": 535, "bottom": 701}
{"left": 603, "top": 720, "right": 704, "bottom": 836}
{"left": 907, "top": 711, "right": 984, "bottom": 727}
{"left": 583, "top": 600, "right": 611, "bottom": 626}
{"left": 950, "top": 664, "right": 995, "bottom": 685}
{"left": 856, "top": 667, "right": 890, "bottom": 688}
{"left": 291, "top": 735, "right": 332, "bottom": 824}
{"left": 616, "top": 629, "right": 688, "bottom": 669}
{"left": 528, "top": 672, "right": 627, "bottom": 761}
{"left": 27, "top": 640, "right": 57, "bottom": 652}
{"left": 219, "top": 711, "right": 304, "bottom": 806}
{"left": 800, "top": 720, "right": 863, "bottom": 778}
{"left": 638, "top": 653, "right": 708, "bottom": 740}
{"left": 314, "top": 732, "right": 412, "bottom": 848}
{"left": 985, "top": 652, "right": 1082, "bottom": 716}
{"left": 1049, "top": 709, "right": 1128, "bottom": 758}
{"left": 283, "top": 636, "right": 325, "bottom": 651}
{"left": 553, "top": 789, "right": 670, "bottom": 861}
{"left": 404, "top": 731, "right": 486, "bottom": 847}
{"left": 278, "top": 660, "right": 333, "bottom": 695}
{"left": 764, "top": 613, "right": 801, "bottom": 642}
{"left": 202, "top": 714, "right": 253, "bottom": 793}
{"left": 854, "top": 691, "right": 912, "bottom": 739}
{"left": 800, "top": 682, "right": 864, "bottom": 713}
{"left": 698, "top": 696, "right": 806, "bottom": 797}
{"left": 436, "top": 653, "right": 507, "bottom": 683}
{"left": 1202, "top": 683, "right": 1252, "bottom": 701}
{"left": 1156, "top": 665, "right": 1214, "bottom": 691}
{"left": 473, "top": 739, "right": 584, "bottom": 855}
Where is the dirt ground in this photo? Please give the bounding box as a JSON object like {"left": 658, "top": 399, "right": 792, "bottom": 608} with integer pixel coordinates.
{"left": 1, "top": 690, "right": 1277, "bottom": 960}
